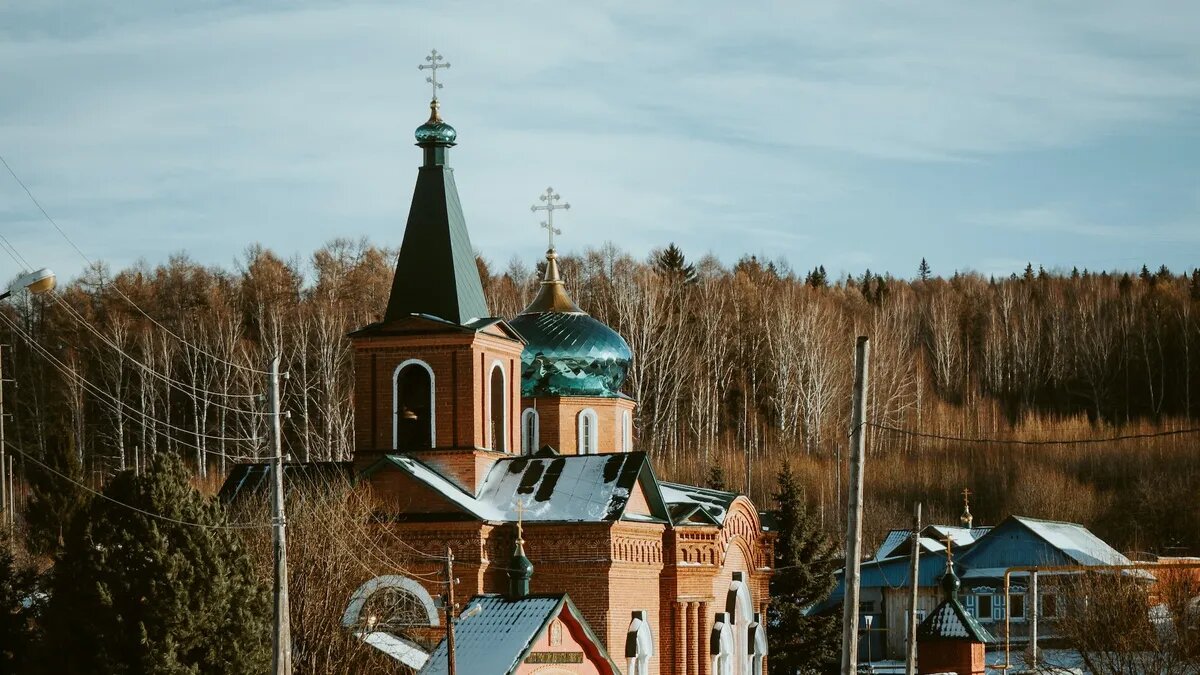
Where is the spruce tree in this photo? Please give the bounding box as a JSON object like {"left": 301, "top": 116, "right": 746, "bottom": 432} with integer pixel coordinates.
{"left": 917, "top": 258, "right": 931, "bottom": 282}
{"left": 25, "top": 428, "right": 90, "bottom": 557}
{"left": 1192, "top": 269, "right": 1200, "bottom": 301}
{"left": 654, "top": 243, "right": 698, "bottom": 284}
{"left": 767, "top": 461, "right": 839, "bottom": 674}
{"left": 38, "top": 453, "right": 269, "bottom": 674}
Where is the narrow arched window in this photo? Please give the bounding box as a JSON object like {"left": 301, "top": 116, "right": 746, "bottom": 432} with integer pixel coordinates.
{"left": 393, "top": 360, "right": 434, "bottom": 451}
{"left": 521, "top": 408, "right": 539, "bottom": 455}
{"left": 489, "top": 362, "right": 507, "bottom": 452}
{"left": 577, "top": 408, "right": 598, "bottom": 455}
{"left": 621, "top": 410, "right": 632, "bottom": 452}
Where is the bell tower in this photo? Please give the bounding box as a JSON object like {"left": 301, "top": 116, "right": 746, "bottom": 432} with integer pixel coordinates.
{"left": 349, "top": 50, "right": 524, "bottom": 492}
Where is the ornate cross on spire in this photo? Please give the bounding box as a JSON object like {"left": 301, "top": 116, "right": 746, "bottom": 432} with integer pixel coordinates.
{"left": 941, "top": 535, "right": 954, "bottom": 562}
{"left": 531, "top": 187, "right": 570, "bottom": 251}
{"left": 418, "top": 49, "right": 451, "bottom": 101}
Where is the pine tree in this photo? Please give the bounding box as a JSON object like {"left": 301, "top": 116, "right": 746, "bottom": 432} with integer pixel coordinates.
{"left": 38, "top": 453, "right": 269, "bottom": 673}
{"left": 767, "top": 462, "right": 839, "bottom": 674}
{"left": 805, "top": 265, "right": 828, "bottom": 289}
{"left": 1191, "top": 269, "right": 1200, "bottom": 301}
{"left": 917, "top": 258, "right": 931, "bottom": 282}
{"left": 654, "top": 243, "right": 698, "bottom": 284}
{"left": 25, "top": 428, "right": 90, "bottom": 557}
{"left": 704, "top": 461, "right": 728, "bottom": 491}
{"left": 0, "top": 545, "right": 40, "bottom": 672}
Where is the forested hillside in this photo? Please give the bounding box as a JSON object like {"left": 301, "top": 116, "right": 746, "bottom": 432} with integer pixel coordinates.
{"left": 3, "top": 239, "right": 1197, "bottom": 554}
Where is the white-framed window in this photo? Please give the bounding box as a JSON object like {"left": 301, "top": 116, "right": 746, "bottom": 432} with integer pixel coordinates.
{"left": 621, "top": 409, "right": 632, "bottom": 452}
{"left": 393, "top": 359, "right": 435, "bottom": 451}
{"left": 577, "top": 408, "right": 598, "bottom": 455}
{"left": 488, "top": 361, "right": 507, "bottom": 452}
{"left": 975, "top": 594, "right": 994, "bottom": 622}
{"left": 521, "top": 408, "right": 539, "bottom": 455}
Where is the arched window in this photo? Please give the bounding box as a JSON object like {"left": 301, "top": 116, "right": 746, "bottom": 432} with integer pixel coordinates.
{"left": 521, "top": 408, "right": 539, "bottom": 455}
{"left": 489, "top": 361, "right": 507, "bottom": 452}
{"left": 621, "top": 409, "right": 632, "bottom": 452}
{"left": 577, "top": 408, "right": 598, "bottom": 455}
{"left": 393, "top": 360, "right": 434, "bottom": 451}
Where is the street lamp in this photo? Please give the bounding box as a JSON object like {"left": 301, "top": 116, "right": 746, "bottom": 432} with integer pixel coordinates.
{"left": 0, "top": 268, "right": 56, "bottom": 301}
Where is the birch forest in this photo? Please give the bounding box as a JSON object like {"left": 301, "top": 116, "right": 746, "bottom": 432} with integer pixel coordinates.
{"left": 3, "top": 239, "right": 1199, "bottom": 554}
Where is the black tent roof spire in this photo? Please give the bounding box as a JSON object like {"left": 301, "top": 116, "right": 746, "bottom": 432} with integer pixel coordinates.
{"left": 383, "top": 50, "right": 490, "bottom": 326}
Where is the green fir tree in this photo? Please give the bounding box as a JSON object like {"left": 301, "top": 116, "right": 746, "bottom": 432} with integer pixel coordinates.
{"left": 917, "top": 257, "right": 931, "bottom": 281}
{"left": 654, "top": 243, "right": 698, "bottom": 284}
{"left": 1191, "top": 269, "right": 1200, "bottom": 301}
{"left": 24, "top": 428, "right": 90, "bottom": 557}
{"left": 767, "top": 461, "right": 839, "bottom": 674}
{"left": 38, "top": 453, "right": 269, "bottom": 674}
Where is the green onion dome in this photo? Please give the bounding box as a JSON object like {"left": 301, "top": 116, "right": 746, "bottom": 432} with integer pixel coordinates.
{"left": 508, "top": 250, "right": 632, "bottom": 398}
{"left": 414, "top": 100, "right": 457, "bottom": 145}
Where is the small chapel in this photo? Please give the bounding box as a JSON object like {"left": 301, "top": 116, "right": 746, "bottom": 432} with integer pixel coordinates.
{"left": 225, "top": 52, "right": 774, "bottom": 675}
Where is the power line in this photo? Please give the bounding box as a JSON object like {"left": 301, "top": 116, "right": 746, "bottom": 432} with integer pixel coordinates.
{"left": 47, "top": 292, "right": 268, "bottom": 409}
{"left": 0, "top": 152, "right": 270, "bottom": 376}
{"left": 4, "top": 440, "right": 270, "bottom": 530}
{"left": 867, "top": 421, "right": 1200, "bottom": 446}
{"left": 0, "top": 312, "right": 263, "bottom": 452}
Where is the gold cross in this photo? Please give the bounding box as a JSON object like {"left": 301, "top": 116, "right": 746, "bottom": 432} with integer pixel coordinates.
{"left": 940, "top": 535, "right": 954, "bottom": 563}
{"left": 418, "top": 49, "right": 451, "bottom": 101}
{"left": 962, "top": 488, "right": 972, "bottom": 507}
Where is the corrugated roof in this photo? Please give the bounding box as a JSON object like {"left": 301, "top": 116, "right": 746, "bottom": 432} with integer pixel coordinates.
{"left": 420, "top": 595, "right": 564, "bottom": 675}
{"left": 1013, "top": 516, "right": 1130, "bottom": 567}
{"left": 873, "top": 529, "right": 912, "bottom": 560}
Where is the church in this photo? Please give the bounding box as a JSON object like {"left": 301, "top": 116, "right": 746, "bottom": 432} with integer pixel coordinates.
{"left": 227, "top": 53, "right": 774, "bottom": 675}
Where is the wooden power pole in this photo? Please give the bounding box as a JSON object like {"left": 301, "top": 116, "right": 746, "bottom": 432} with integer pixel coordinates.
{"left": 269, "top": 357, "right": 292, "bottom": 674}
{"left": 445, "top": 544, "right": 457, "bottom": 675}
{"left": 906, "top": 502, "right": 922, "bottom": 675}
{"left": 841, "top": 336, "right": 870, "bottom": 675}
{"left": 0, "top": 344, "right": 7, "bottom": 540}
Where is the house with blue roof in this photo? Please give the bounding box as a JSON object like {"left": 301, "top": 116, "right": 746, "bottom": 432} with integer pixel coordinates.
{"left": 815, "top": 514, "right": 1135, "bottom": 661}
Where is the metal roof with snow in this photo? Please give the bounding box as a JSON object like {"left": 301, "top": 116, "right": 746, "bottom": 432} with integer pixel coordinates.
{"left": 659, "top": 481, "right": 737, "bottom": 526}
{"left": 419, "top": 594, "right": 617, "bottom": 675}
{"left": 917, "top": 597, "right": 994, "bottom": 643}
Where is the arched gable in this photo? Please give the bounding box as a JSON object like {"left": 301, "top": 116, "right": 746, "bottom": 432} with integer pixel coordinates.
{"left": 341, "top": 574, "right": 439, "bottom": 628}
{"left": 718, "top": 497, "right": 764, "bottom": 568}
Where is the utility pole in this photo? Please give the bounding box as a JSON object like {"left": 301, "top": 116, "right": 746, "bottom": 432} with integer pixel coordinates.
{"left": 841, "top": 335, "right": 869, "bottom": 675}
{"left": 905, "top": 502, "right": 922, "bottom": 675}
{"left": 445, "top": 544, "right": 457, "bottom": 675}
{"left": 0, "top": 344, "right": 7, "bottom": 540}
{"left": 1029, "top": 572, "right": 1038, "bottom": 668}
{"left": 269, "top": 357, "right": 292, "bottom": 675}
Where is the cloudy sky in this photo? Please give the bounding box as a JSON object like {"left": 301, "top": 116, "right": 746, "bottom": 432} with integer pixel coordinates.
{"left": 1, "top": 1, "right": 1198, "bottom": 285}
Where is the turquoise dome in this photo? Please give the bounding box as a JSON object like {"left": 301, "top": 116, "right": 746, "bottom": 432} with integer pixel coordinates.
{"left": 510, "top": 250, "right": 631, "bottom": 398}
{"left": 415, "top": 120, "right": 457, "bottom": 145}
{"left": 509, "top": 310, "right": 632, "bottom": 398}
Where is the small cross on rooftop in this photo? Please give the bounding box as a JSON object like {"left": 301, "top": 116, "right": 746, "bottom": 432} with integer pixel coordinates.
{"left": 531, "top": 187, "right": 570, "bottom": 251}
{"left": 418, "top": 49, "right": 451, "bottom": 102}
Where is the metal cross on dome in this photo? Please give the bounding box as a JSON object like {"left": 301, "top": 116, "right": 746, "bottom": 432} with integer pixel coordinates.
{"left": 531, "top": 187, "right": 570, "bottom": 250}
{"left": 418, "top": 49, "right": 450, "bottom": 101}
{"left": 514, "top": 498, "right": 526, "bottom": 542}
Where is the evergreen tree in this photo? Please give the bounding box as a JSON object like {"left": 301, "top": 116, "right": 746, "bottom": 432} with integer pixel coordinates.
{"left": 0, "top": 545, "right": 40, "bottom": 672}
{"left": 767, "top": 462, "right": 839, "bottom": 674}
{"left": 1023, "top": 263, "right": 1035, "bottom": 282}
{"left": 805, "top": 265, "right": 828, "bottom": 289}
{"left": 704, "top": 461, "right": 728, "bottom": 491}
{"left": 654, "top": 243, "right": 698, "bottom": 284}
{"left": 1140, "top": 264, "right": 1153, "bottom": 283}
{"left": 1191, "top": 269, "right": 1200, "bottom": 301}
{"left": 38, "top": 453, "right": 269, "bottom": 674}
{"left": 25, "top": 428, "right": 90, "bottom": 557}
{"left": 917, "top": 257, "right": 931, "bottom": 282}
